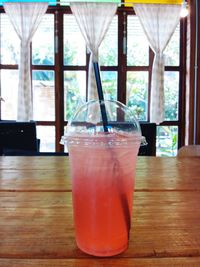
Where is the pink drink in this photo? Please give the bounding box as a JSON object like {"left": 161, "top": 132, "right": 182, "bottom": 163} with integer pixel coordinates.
{"left": 68, "top": 132, "right": 140, "bottom": 256}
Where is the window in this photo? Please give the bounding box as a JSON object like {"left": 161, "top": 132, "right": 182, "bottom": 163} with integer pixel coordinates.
{"left": 64, "top": 14, "right": 86, "bottom": 120}
{"left": 0, "top": 7, "right": 185, "bottom": 156}
{"left": 126, "top": 15, "right": 182, "bottom": 156}
{"left": 100, "top": 16, "right": 118, "bottom": 102}
{"left": 64, "top": 15, "right": 86, "bottom": 66}
{"left": 32, "top": 13, "right": 55, "bottom": 151}
{"left": 0, "top": 14, "right": 19, "bottom": 119}
{"left": 127, "top": 16, "right": 149, "bottom": 66}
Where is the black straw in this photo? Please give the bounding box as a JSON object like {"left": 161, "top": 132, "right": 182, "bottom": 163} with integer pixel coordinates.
{"left": 93, "top": 62, "right": 109, "bottom": 133}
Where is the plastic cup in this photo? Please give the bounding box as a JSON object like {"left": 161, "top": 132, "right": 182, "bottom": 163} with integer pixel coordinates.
{"left": 61, "top": 100, "right": 142, "bottom": 257}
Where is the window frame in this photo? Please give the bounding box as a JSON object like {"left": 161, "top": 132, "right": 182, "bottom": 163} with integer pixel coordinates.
{"left": 0, "top": 5, "right": 186, "bottom": 154}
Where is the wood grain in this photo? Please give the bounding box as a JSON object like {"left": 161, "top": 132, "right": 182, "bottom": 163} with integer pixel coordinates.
{"left": 0, "top": 191, "right": 200, "bottom": 259}
{"left": 1, "top": 156, "right": 200, "bottom": 266}
{"left": 1, "top": 258, "right": 200, "bottom": 267}
{"left": 0, "top": 156, "right": 68, "bottom": 171}
{"left": 0, "top": 170, "right": 71, "bottom": 192}
{"left": 1, "top": 156, "right": 200, "bottom": 191}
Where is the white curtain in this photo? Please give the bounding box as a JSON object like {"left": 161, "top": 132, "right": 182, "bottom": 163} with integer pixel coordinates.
{"left": 70, "top": 2, "right": 117, "bottom": 100}
{"left": 3, "top": 2, "right": 48, "bottom": 121}
{"left": 134, "top": 4, "right": 181, "bottom": 124}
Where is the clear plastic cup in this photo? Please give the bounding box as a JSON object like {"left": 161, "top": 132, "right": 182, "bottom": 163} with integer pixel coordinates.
{"left": 61, "top": 100, "right": 142, "bottom": 257}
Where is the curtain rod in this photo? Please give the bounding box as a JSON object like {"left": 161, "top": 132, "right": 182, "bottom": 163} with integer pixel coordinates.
{"left": 2, "top": 0, "right": 184, "bottom": 6}
{"left": 50, "top": 0, "right": 183, "bottom": 4}
{"left": 49, "top": 0, "right": 183, "bottom": 5}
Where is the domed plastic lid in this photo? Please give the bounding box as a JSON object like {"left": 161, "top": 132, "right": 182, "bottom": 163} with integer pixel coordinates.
{"left": 61, "top": 100, "right": 144, "bottom": 146}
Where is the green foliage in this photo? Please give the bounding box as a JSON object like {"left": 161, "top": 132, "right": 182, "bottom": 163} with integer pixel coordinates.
{"left": 32, "top": 48, "right": 54, "bottom": 66}
{"left": 64, "top": 40, "right": 77, "bottom": 65}
{"left": 127, "top": 42, "right": 148, "bottom": 66}
{"left": 99, "top": 47, "right": 117, "bottom": 66}
{"left": 164, "top": 29, "right": 180, "bottom": 66}
{"left": 156, "top": 126, "right": 178, "bottom": 156}
{"left": 101, "top": 72, "right": 117, "bottom": 100}
{"left": 164, "top": 72, "right": 179, "bottom": 121}
{"left": 64, "top": 71, "right": 85, "bottom": 120}
{"left": 127, "top": 72, "right": 148, "bottom": 120}
{"left": 172, "top": 133, "right": 177, "bottom": 152}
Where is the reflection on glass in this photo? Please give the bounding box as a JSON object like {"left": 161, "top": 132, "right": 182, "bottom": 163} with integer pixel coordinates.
{"left": 164, "top": 24, "right": 180, "bottom": 66}
{"left": 32, "top": 71, "right": 55, "bottom": 121}
{"left": 36, "top": 126, "right": 55, "bottom": 152}
{"left": 99, "top": 16, "right": 118, "bottom": 66}
{"left": 64, "top": 15, "right": 86, "bottom": 66}
{"left": 1, "top": 70, "right": 18, "bottom": 120}
{"left": 101, "top": 71, "right": 117, "bottom": 100}
{"left": 32, "top": 14, "right": 54, "bottom": 65}
{"left": 127, "top": 16, "right": 149, "bottom": 66}
{"left": 156, "top": 126, "right": 178, "bottom": 157}
{"left": 64, "top": 71, "right": 86, "bottom": 120}
{"left": 126, "top": 71, "right": 148, "bottom": 121}
{"left": 164, "top": 71, "right": 179, "bottom": 121}
{"left": 1, "top": 14, "right": 20, "bottom": 64}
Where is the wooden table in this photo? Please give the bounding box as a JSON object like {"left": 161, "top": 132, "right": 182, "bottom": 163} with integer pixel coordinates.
{"left": 0, "top": 156, "right": 200, "bottom": 267}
